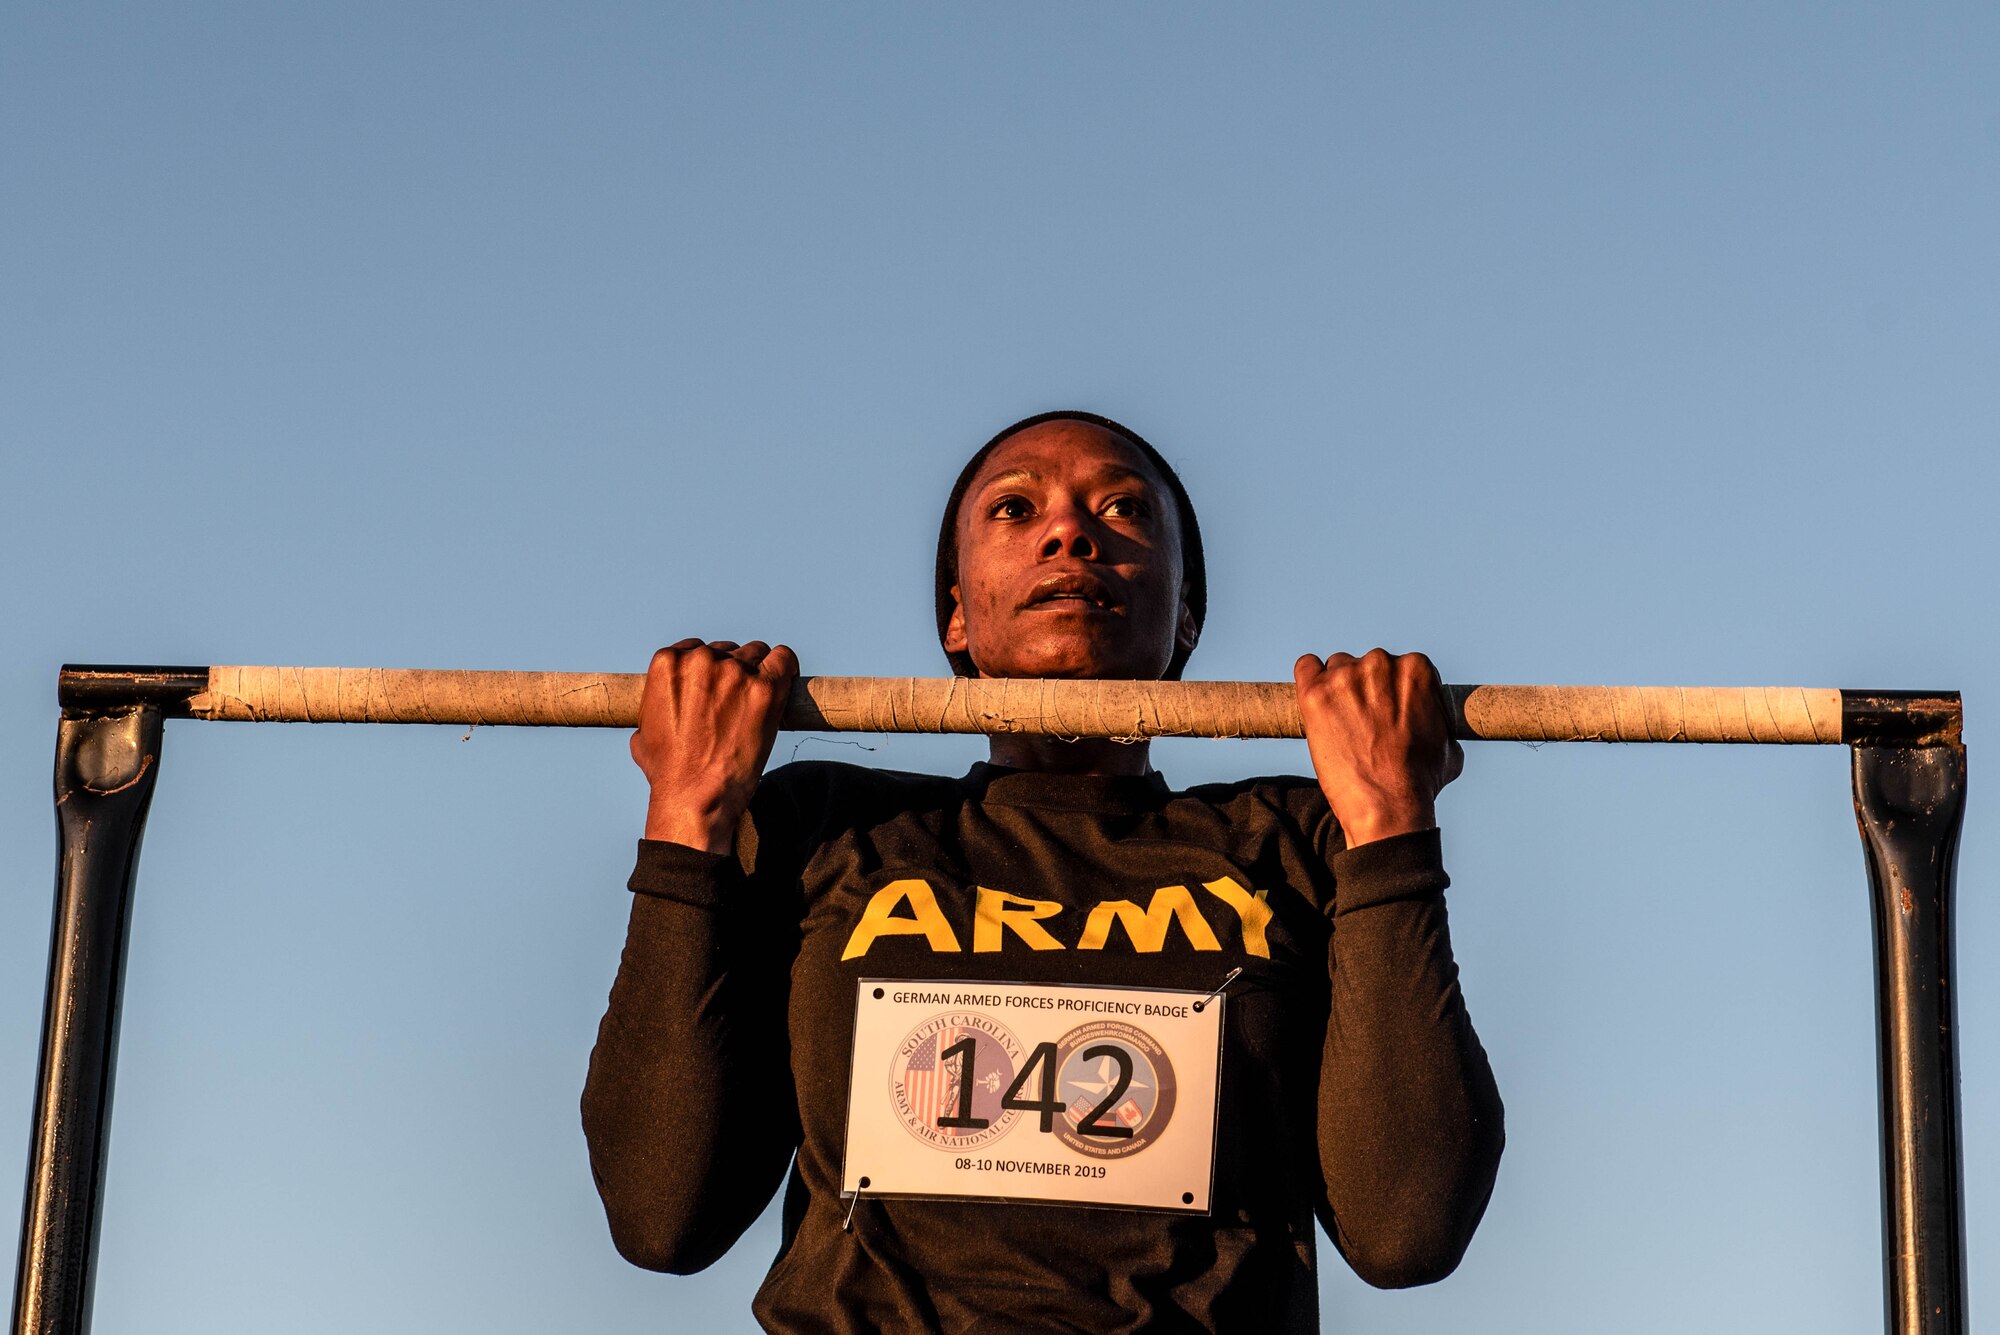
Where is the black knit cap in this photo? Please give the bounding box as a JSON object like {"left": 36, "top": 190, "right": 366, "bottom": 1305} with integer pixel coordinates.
{"left": 934, "top": 410, "right": 1206, "bottom": 680}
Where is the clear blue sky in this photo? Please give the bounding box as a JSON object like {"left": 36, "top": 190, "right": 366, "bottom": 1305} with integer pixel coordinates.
{"left": 4, "top": 5, "right": 1994, "bottom": 1331}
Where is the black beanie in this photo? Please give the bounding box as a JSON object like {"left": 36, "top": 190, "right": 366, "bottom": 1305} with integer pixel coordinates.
{"left": 934, "top": 411, "right": 1206, "bottom": 680}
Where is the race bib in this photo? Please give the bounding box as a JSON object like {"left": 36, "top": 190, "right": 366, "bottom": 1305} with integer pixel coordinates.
{"left": 840, "top": 979, "right": 1225, "bottom": 1214}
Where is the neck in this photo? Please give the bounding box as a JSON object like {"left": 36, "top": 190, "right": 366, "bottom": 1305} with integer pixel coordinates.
{"left": 985, "top": 735, "right": 1155, "bottom": 777}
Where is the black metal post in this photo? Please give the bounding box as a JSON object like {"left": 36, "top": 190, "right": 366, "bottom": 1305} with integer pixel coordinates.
{"left": 11, "top": 707, "right": 163, "bottom": 1335}
{"left": 1852, "top": 744, "right": 1969, "bottom": 1335}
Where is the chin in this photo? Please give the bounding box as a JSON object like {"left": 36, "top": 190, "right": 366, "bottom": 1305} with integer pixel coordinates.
{"left": 976, "top": 634, "right": 1170, "bottom": 681}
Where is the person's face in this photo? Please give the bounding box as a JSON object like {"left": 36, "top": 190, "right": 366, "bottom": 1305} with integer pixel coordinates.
{"left": 944, "top": 420, "right": 1197, "bottom": 680}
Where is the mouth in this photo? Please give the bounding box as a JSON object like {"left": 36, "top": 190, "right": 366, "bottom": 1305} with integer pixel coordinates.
{"left": 1023, "top": 572, "right": 1124, "bottom": 614}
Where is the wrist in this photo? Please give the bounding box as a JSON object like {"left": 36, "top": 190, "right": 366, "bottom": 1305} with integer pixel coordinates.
{"left": 1334, "top": 799, "right": 1436, "bottom": 849}
{"left": 644, "top": 790, "right": 740, "bottom": 854}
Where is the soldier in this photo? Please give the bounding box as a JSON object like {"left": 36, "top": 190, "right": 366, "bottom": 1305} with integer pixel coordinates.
{"left": 583, "top": 412, "right": 1502, "bottom": 1332}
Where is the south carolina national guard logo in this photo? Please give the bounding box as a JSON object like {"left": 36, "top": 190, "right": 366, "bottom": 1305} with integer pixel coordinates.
{"left": 890, "top": 1012, "right": 1025, "bottom": 1150}
{"left": 1052, "top": 1020, "right": 1177, "bottom": 1159}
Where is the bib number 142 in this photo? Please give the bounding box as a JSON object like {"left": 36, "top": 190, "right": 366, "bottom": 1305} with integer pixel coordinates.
{"left": 842, "top": 980, "right": 1224, "bottom": 1213}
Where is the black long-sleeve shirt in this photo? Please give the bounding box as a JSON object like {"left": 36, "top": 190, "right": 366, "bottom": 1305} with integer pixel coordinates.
{"left": 582, "top": 760, "right": 1503, "bottom": 1333}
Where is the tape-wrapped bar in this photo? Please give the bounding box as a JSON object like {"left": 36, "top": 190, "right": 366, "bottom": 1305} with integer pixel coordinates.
{"left": 185, "top": 666, "right": 648, "bottom": 728}
{"left": 1453, "top": 684, "right": 1848, "bottom": 745}
{"left": 161, "top": 669, "right": 1310, "bottom": 738}
{"left": 50, "top": 665, "right": 1915, "bottom": 744}
{"left": 789, "top": 677, "right": 1304, "bottom": 739}
{"left": 793, "top": 680, "right": 1857, "bottom": 743}
{"left": 60, "top": 666, "right": 1950, "bottom": 743}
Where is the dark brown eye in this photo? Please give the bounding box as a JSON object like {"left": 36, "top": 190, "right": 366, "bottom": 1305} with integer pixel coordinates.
{"left": 1102, "top": 495, "right": 1150, "bottom": 519}
{"left": 989, "top": 496, "right": 1033, "bottom": 520}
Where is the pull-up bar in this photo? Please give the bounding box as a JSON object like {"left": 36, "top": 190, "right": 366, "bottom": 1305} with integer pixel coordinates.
{"left": 14, "top": 665, "right": 1969, "bottom": 1335}
{"left": 51, "top": 664, "right": 1962, "bottom": 744}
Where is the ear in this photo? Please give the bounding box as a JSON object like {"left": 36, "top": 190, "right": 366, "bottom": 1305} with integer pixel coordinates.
{"left": 944, "top": 583, "right": 968, "bottom": 653}
{"left": 1175, "top": 598, "right": 1199, "bottom": 654}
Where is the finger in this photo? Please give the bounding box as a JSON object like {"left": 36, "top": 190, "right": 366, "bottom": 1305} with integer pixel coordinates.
{"left": 1398, "top": 651, "right": 1440, "bottom": 688}
{"left": 1394, "top": 657, "right": 1444, "bottom": 714}
{"left": 730, "top": 640, "right": 772, "bottom": 665}
{"left": 1292, "top": 653, "right": 1325, "bottom": 685}
{"left": 1443, "top": 737, "right": 1466, "bottom": 788}
{"left": 658, "top": 639, "right": 703, "bottom": 657}
{"left": 760, "top": 644, "right": 801, "bottom": 682}
{"left": 1312, "top": 651, "right": 1356, "bottom": 680}
{"left": 706, "top": 640, "right": 741, "bottom": 654}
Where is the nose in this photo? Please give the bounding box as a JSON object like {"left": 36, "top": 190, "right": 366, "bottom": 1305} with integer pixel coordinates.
{"left": 1038, "top": 499, "right": 1100, "bottom": 561}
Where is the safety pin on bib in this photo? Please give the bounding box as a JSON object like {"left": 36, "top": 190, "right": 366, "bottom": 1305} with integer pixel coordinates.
{"left": 1190, "top": 967, "right": 1243, "bottom": 1014}
{"left": 844, "top": 1178, "right": 868, "bottom": 1232}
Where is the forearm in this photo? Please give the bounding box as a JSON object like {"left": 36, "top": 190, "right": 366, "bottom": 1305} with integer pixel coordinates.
{"left": 1316, "top": 828, "right": 1504, "bottom": 1288}
{"left": 580, "top": 842, "right": 799, "bottom": 1273}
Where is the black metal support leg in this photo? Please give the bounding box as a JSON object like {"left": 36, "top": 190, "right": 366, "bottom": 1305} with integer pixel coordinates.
{"left": 1853, "top": 744, "right": 1969, "bottom": 1335}
{"left": 11, "top": 708, "right": 163, "bottom": 1335}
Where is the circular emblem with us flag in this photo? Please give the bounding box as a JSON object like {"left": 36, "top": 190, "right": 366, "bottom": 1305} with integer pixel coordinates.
{"left": 889, "top": 1012, "right": 1025, "bottom": 1150}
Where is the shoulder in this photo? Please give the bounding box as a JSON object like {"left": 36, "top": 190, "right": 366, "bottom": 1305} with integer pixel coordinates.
{"left": 736, "top": 761, "right": 963, "bottom": 880}
{"left": 755, "top": 759, "right": 965, "bottom": 833}
{"left": 1176, "top": 772, "right": 1328, "bottom": 821}
{"left": 1169, "top": 773, "right": 1341, "bottom": 859}
{"left": 760, "top": 758, "right": 963, "bottom": 802}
